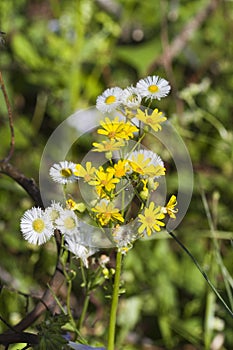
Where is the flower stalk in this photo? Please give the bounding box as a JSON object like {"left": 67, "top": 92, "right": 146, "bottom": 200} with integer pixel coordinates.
{"left": 107, "top": 250, "right": 123, "bottom": 350}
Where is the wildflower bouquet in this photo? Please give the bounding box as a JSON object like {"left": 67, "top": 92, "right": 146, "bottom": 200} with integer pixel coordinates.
{"left": 20, "top": 75, "right": 178, "bottom": 349}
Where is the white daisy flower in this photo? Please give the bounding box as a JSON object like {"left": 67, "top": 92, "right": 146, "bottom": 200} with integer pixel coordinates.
{"left": 49, "top": 161, "right": 77, "bottom": 184}
{"left": 126, "top": 149, "right": 165, "bottom": 178}
{"left": 137, "top": 149, "right": 164, "bottom": 168}
{"left": 127, "top": 149, "right": 164, "bottom": 168}
{"left": 121, "top": 86, "right": 142, "bottom": 109}
{"left": 55, "top": 209, "right": 79, "bottom": 236}
{"left": 20, "top": 207, "right": 54, "bottom": 245}
{"left": 65, "top": 235, "right": 97, "bottom": 267}
{"left": 136, "top": 75, "right": 171, "bottom": 100}
{"left": 96, "top": 87, "right": 123, "bottom": 113}
{"left": 45, "top": 201, "right": 63, "bottom": 225}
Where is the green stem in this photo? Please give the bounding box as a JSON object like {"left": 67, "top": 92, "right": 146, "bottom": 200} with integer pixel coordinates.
{"left": 79, "top": 293, "right": 90, "bottom": 329}
{"left": 168, "top": 231, "right": 233, "bottom": 317}
{"left": 107, "top": 250, "right": 123, "bottom": 350}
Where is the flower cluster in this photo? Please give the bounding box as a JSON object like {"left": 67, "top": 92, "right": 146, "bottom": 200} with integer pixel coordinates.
{"left": 20, "top": 201, "right": 95, "bottom": 267}
{"left": 20, "top": 75, "right": 177, "bottom": 260}
{"left": 96, "top": 75, "right": 171, "bottom": 113}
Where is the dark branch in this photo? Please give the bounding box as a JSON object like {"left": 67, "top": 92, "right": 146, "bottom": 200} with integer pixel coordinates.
{"left": 0, "top": 332, "right": 39, "bottom": 346}
{"left": 0, "top": 161, "right": 44, "bottom": 208}
{"left": 0, "top": 262, "right": 65, "bottom": 345}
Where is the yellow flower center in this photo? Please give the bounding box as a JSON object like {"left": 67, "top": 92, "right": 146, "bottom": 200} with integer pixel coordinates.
{"left": 104, "top": 142, "right": 113, "bottom": 150}
{"left": 84, "top": 174, "right": 92, "bottom": 182}
{"left": 146, "top": 117, "right": 153, "bottom": 124}
{"left": 32, "top": 218, "right": 45, "bottom": 233}
{"left": 50, "top": 210, "right": 59, "bottom": 221}
{"left": 148, "top": 85, "right": 159, "bottom": 93}
{"left": 128, "top": 94, "right": 137, "bottom": 102}
{"left": 64, "top": 217, "right": 76, "bottom": 229}
{"left": 145, "top": 215, "right": 154, "bottom": 225}
{"left": 105, "top": 95, "right": 116, "bottom": 104}
{"left": 108, "top": 131, "right": 116, "bottom": 139}
{"left": 101, "top": 179, "right": 108, "bottom": 186}
{"left": 60, "top": 168, "right": 73, "bottom": 178}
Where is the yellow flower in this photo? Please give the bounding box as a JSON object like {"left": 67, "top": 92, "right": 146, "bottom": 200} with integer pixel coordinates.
{"left": 162, "top": 195, "right": 178, "bottom": 219}
{"left": 138, "top": 202, "right": 165, "bottom": 236}
{"left": 136, "top": 108, "right": 167, "bottom": 132}
{"left": 114, "top": 159, "right": 128, "bottom": 178}
{"left": 89, "top": 166, "right": 120, "bottom": 196}
{"left": 98, "top": 117, "right": 125, "bottom": 139}
{"left": 121, "top": 122, "right": 139, "bottom": 140}
{"left": 66, "top": 199, "right": 86, "bottom": 213}
{"left": 92, "top": 139, "right": 125, "bottom": 152}
{"left": 74, "top": 162, "right": 96, "bottom": 182}
{"left": 92, "top": 199, "right": 124, "bottom": 226}
{"left": 97, "top": 117, "right": 138, "bottom": 140}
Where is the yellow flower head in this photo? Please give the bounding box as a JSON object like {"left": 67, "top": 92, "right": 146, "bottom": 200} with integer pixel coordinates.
{"left": 92, "top": 199, "right": 124, "bottom": 226}
{"left": 92, "top": 139, "right": 125, "bottom": 152}
{"left": 97, "top": 117, "right": 138, "bottom": 140}
{"left": 74, "top": 162, "right": 96, "bottom": 182}
{"left": 98, "top": 117, "right": 125, "bottom": 139}
{"left": 136, "top": 108, "right": 167, "bottom": 132}
{"left": 114, "top": 159, "right": 129, "bottom": 178}
{"left": 162, "top": 195, "right": 178, "bottom": 219}
{"left": 138, "top": 202, "right": 165, "bottom": 236}
{"left": 66, "top": 199, "right": 86, "bottom": 213}
{"left": 88, "top": 166, "right": 119, "bottom": 197}
{"left": 121, "top": 122, "right": 139, "bottom": 140}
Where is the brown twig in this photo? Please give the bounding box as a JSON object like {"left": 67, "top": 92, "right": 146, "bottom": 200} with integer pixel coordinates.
{"left": 0, "top": 161, "right": 44, "bottom": 207}
{"left": 147, "top": 0, "right": 221, "bottom": 74}
{"left": 11, "top": 265, "right": 65, "bottom": 332}
{"left": 0, "top": 71, "right": 15, "bottom": 162}
{"left": 0, "top": 261, "right": 65, "bottom": 345}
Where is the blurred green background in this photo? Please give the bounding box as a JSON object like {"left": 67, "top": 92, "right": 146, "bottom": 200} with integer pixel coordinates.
{"left": 0, "top": 0, "right": 232, "bottom": 349}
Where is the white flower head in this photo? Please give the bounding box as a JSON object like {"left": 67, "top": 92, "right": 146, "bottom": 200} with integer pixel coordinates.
{"left": 112, "top": 225, "right": 135, "bottom": 248}
{"left": 136, "top": 75, "right": 171, "bottom": 100}
{"left": 20, "top": 207, "right": 54, "bottom": 245}
{"left": 55, "top": 209, "right": 79, "bottom": 236}
{"left": 65, "top": 235, "right": 97, "bottom": 267}
{"left": 96, "top": 87, "right": 123, "bottom": 113}
{"left": 121, "top": 86, "right": 142, "bottom": 109}
{"left": 45, "top": 201, "right": 63, "bottom": 225}
{"left": 126, "top": 149, "right": 165, "bottom": 179}
{"left": 49, "top": 161, "right": 77, "bottom": 184}
{"left": 138, "top": 149, "right": 164, "bottom": 168}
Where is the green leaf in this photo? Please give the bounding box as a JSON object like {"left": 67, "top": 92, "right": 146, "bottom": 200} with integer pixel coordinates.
{"left": 11, "top": 33, "right": 42, "bottom": 69}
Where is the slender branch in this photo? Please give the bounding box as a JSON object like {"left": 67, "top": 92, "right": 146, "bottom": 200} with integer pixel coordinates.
{"left": 0, "top": 161, "right": 44, "bottom": 207}
{"left": 0, "top": 231, "right": 65, "bottom": 346}
{"left": 0, "top": 71, "right": 15, "bottom": 162}
{"left": 148, "top": 0, "right": 221, "bottom": 74}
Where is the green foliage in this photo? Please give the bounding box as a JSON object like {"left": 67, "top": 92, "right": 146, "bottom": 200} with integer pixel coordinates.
{"left": 34, "top": 314, "right": 70, "bottom": 350}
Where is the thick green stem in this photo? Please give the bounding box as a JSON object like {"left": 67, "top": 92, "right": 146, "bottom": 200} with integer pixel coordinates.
{"left": 107, "top": 250, "right": 122, "bottom": 350}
